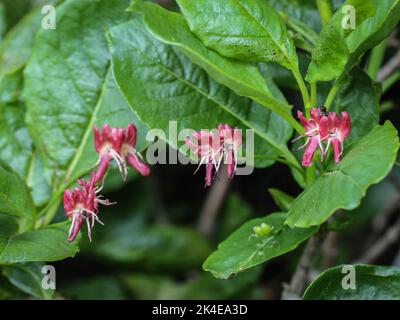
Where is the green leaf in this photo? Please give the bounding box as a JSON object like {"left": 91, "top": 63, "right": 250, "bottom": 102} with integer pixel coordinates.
{"left": 306, "top": 0, "right": 400, "bottom": 82}
{"left": 108, "top": 18, "right": 298, "bottom": 169}
{"left": 269, "top": 0, "right": 322, "bottom": 33}
{"left": 0, "top": 7, "right": 43, "bottom": 74}
{"left": 176, "top": 0, "right": 299, "bottom": 71}
{"left": 2, "top": 262, "right": 54, "bottom": 299}
{"left": 331, "top": 68, "right": 380, "bottom": 145}
{"left": 0, "top": 161, "right": 35, "bottom": 221}
{"left": 0, "top": 215, "right": 79, "bottom": 264}
{"left": 268, "top": 188, "right": 294, "bottom": 211}
{"left": 130, "top": 2, "right": 301, "bottom": 133}
{"left": 303, "top": 264, "right": 400, "bottom": 299}
{"left": 286, "top": 122, "right": 400, "bottom": 228}
{"left": 203, "top": 212, "right": 317, "bottom": 279}
{"left": 24, "top": 0, "right": 148, "bottom": 193}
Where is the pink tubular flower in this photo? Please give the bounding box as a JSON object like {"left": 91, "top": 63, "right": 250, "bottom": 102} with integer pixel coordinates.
{"left": 186, "top": 130, "right": 222, "bottom": 187}
{"left": 93, "top": 123, "right": 150, "bottom": 183}
{"left": 325, "top": 111, "right": 351, "bottom": 163}
{"left": 294, "top": 108, "right": 329, "bottom": 167}
{"left": 185, "top": 124, "right": 243, "bottom": 187}
{"left": 294, "top": 107, "right": 351, "bottom": 167}
{"left": 218, "top": 124, "right": 242, "bottom": 178}
{"left": 63, "top": 174, "right": 114, "bottom": 242}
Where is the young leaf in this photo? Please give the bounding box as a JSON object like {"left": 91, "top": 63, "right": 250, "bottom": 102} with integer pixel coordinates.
{"left": 303, "top": 264, "right": 400, "bottom": 299}
{"left": 286, "top": 122, "right": 400, "bottom": 228}
{"left": 108, "top": 18, "right": 297, "bottom": 169}
{"left": 203, "top": 213, "right": 317, "bottom": 279}
{"left": 176, "top": 0, "right": 299, "bottom": 71}
{"left": 2, "top": 262, "right": 54, "bottom": 299}
{"left": 306, "top": 0, "right": 400, "bottom": 83}
{"left": 23, "top": 0, "right": 148, "bottom": 193}
{"left": 0, "top": 215, "right": 79, "bottom": 264}
{"left": 130, "top": 2, "right": 302, "bottom": 133}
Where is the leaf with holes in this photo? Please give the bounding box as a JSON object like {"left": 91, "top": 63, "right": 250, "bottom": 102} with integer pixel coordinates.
{"left": 203, "top": 212, "right": 317, "bottom": 279}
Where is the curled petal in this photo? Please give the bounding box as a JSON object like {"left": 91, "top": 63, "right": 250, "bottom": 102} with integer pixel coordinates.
{"left": 126, "top": 153, "right": 150, "bottom": 176}
{"left": 124, "top": 124, "right": 137, "bottom": 147}
{"left": 302, "top": 136, "right": 320, "bottom": 167}
{"left": 68, "top": 214, "right": 85, "bottom": 242}
{"left": 332, "top": 139, "right": 342, "bottom": 164}
{"left": 63, "top": 190, "right": 74, "bottom": 214}
{"left": 340, "top": 112, "right": 351, "bottom": 138}
{"left": 297, "top": 111, "right": 310, "bottom": 129}
{"left": 319, "top": 116, "right": 329, "bottom": 140}
{"left": 94, "top": 154, "right": 111, "bottom": 184}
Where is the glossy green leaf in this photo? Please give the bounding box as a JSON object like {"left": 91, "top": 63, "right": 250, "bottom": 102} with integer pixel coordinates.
{"left": 268, "top": 188, "right": 294, "bottom": 211}
{"left": 331, "top": 68, "right": 380, "bottom": 145}
{"left": 306, "top": 0, "right": 400, "bottom": 82}
{"left": 176, "top": 0, "right": 299, "bottom": 71}
{"left": 108, "top": 18, "right": 298, "bottom": 169}
{"left": 0, "top": 214, "right": 79, "bottom": 264}
{"left": 304, "top": 264, "right": 400, "bottom": 299}
{"left": 24, "top": 0, "right": 148, "bottom": 194}
{"left": 286, "top": 122, "right": 399, "bottom": 228}
{"left": 130, "top": 2, "right": 301, "bottom": 133}
{"left": 203, "top": 212, "right": 317, "bottom": 279}
{"left": 0, "top": 7, "right": 43, "bottom": 74}
{"left": 269, "top": 0, "right": 322, "bottom": 33}
{"left": 0, "top": 161, "right": 35, "bottom": 221}
{"left": 2, "top": 262, "right": 54, "bottom": 299}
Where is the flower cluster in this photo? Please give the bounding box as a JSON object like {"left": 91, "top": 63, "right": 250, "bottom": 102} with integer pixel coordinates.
{"left": 295, "top": 108, "right": 351, "bottom": 167}
{"left": 63, "top": 123, "right": 150, "bottom": 242}
{"left": 185, "top": 124, "right": 242, "bottom": 187}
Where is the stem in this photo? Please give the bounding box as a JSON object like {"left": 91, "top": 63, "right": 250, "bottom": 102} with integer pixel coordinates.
{"left": 316, "top": 0, "right": 333, "bottom": 26}
{"left": 377, "top": 50, "right": 400, "bottom": 81}
{"left": 197, "top": 164, "right": 231, "bottom": 237}
{"left": 41, "top": 198, "right": 62, "bottom": 228}
{"left": 310, "top": 82, "right": 317, "bottom": 107}
{"left": 292, "top": 67, "right": 310, "bottom": 116}
{"left": 281, "top": 234, "right": 322, "bottom": 299}
{"left": 382, "top": 71, "right": 400, "bottom": 93}
{"left": 324, "top": 83, "right": 340, "bottom": 110}
{"left": 367, "top": 39, "right": 388, "bottom": 80}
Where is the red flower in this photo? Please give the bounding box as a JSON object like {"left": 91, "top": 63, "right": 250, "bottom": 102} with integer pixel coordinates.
{"left": 295, "top": 108, "right": 329, "bottom": 167}
{"left": 294, "top": 108, "right": 351, "bottom": 167}
{"left": 63, "top": 174, "right": 114, "bottom": 242}
{"left": 185, "top": 124, "right": 242, "bottom": 187}
{"left": 186, "top": 130, "right": 222, "bottom": 187}
{"left": 93, "top": 124, "right": 150, "bottom": 183}
{"left": 218, "top": 124, "right": 242, "bottom": 178}
{"left": 325, "top": 112, "right": 351, "bottom": 163}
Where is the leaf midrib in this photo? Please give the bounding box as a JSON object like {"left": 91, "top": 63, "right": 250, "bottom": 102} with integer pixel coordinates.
{"left": 116, "top": 35, "right": 288, "bottom": 159}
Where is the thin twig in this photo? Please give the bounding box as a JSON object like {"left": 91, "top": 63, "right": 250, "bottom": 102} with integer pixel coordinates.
{"left": 281, "top": 234, "right": 322, "bottom": 300}
{"left": 377, "top": 50, "right": 400, "bottom": 82}
{"left": 197, "top": 164, "right": 231, "bottom": 237}
{"left": 356, "top": 216, "right": 400, "bottom": 264}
